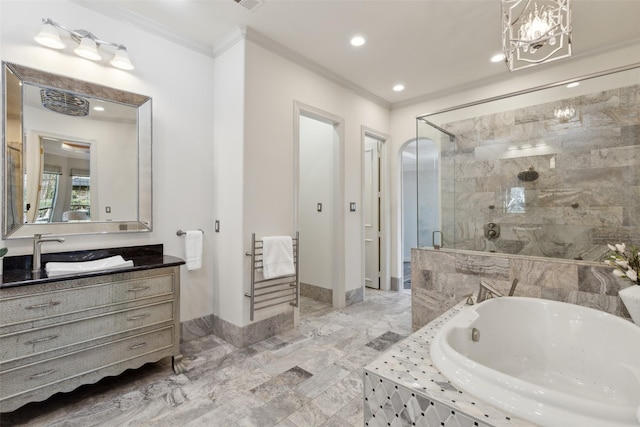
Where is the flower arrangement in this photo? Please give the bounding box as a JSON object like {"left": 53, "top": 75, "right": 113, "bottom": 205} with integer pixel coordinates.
{"left": 605, "top": 243, "right": 639, "bottom": 285}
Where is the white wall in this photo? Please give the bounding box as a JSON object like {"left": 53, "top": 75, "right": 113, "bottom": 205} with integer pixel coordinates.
{"left": 212, "top": 39, "right": 245, "bottom": 327}
{"left": 1, "top": 0, "right": 216, "bottom": 323}
{"left": 299, "top": 115, "right": 335, "bottom": 290}
{"left": 243, "top": 39, "right": 390, "bottom": 311}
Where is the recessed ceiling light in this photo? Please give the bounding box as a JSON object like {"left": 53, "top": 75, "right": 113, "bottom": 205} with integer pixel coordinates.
{"left": 566, "top": 82, "right": 580, "bottom": 88}
{"left": 350, "top": 36, "right": 365, "bottom": 47}
{"left": 393, "top": 84, "right": 405, "bottom": 92}
{"left": 490, "top": 53, "right": 505, "bottom": 63}
{"left": 93, "top": 106, "right": 105, "bottom": 112}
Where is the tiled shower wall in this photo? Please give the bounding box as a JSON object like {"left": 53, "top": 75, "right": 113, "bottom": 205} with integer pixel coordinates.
{"left": 439, "top": 84, "right": 640, "bottom": 261}
{"left": 411, "top": 248, "right": 631, "bottom": 330}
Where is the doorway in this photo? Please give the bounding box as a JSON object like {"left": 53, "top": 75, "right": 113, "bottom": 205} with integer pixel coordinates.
{"left": 364, "top": 135, "right": 381, "bottom": 289}
{"left": 295, "top": 102, "right": 345, "bottom": 308}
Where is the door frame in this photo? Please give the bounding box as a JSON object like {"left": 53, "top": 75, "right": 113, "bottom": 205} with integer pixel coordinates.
{"left": 294, "top": 101, "right": 346, "bottom": 308}
{"left": 361, "top": 127, "right": 390, "bottom": 291}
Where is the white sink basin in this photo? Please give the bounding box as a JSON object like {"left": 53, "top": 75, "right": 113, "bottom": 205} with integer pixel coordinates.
{"left": 45, "top": 255, "right": 134, "bottom": 277}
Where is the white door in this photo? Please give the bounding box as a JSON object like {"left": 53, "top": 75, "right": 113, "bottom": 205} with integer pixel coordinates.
{"left": 364, "top": 137, "right": 380, "bottom": 289}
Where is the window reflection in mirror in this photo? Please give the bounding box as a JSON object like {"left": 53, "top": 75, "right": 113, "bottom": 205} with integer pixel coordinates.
{"left": 29, "top": 137, "right": 92, "bottom": 223}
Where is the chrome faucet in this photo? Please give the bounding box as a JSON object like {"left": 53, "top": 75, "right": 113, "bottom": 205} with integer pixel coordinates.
{"left": 32, "top": 233, "right": 65, "bottom": 273}
{"left": 477, "top": 278, "right": 519, "bottom": 303}
{"left": 477, "top": 280, "right": 503, "bottom": 303}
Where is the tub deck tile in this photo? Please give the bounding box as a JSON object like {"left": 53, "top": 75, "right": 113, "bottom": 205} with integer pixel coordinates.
{"left": 364, "top": 302, "right": 537, "bottom": 427}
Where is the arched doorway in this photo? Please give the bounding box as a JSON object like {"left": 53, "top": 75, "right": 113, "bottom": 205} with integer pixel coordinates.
{"left": 400, "top": 138, "right": 439, "bottom": 290}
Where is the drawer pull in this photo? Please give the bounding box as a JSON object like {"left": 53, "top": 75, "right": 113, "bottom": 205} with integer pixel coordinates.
{"left": 129, "top": 342, "right": 147, "bottom": 350}
{"left": 29, "top": 369, "right": 56, "bottom": 380}
{"left": 25, "top": 335, "right": 59, "bottom": 345}
{"left": 127, "top": 313, "right": 151, "bottom": 321}
{"left": 25, "top": 300, "right": 61, "bottom": 310}
{"left": 127, "top": 286, "right": 150, "bottom": 292}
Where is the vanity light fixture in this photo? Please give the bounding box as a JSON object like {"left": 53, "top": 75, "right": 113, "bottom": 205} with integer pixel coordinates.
{"left": 34, "top": 18, "right": 134, "bottom": 70}
{"left": 501, "top": 0, "right": 572, "bottom": 71}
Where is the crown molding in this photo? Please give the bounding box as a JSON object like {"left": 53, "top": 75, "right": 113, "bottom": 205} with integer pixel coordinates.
{"left": 71, "top": 0, "right": 215, "bottom": 57}
{"left": 71, "top": 2, "right": 390, "bottom": 109}
{"left": 212, "top": 26, "right": 247, "bottom": 58}
{"left": 242, "top": 27, "right": 390, "bottom": 109}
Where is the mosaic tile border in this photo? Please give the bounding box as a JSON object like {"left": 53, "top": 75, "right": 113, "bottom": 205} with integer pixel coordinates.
{"left": 364, "top": 302, "right": 537, "bottom": 427}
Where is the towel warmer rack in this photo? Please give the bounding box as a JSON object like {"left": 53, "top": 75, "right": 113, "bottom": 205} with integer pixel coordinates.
{"left": 244, "top": 232, "right": 299, "bottom": 321}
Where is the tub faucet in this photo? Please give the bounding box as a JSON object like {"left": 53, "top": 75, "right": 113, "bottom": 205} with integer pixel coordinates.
{"left": 477, "top": 279, "right": 519, "bottom": 303}
{"left": 32, "top": 233, "right": 65, "bottom": 274}
{"left": 477, "top": 281, "right": 503, "bottom": 303}
{"left": 508, "top": 278, "right": 519, "bottom": 296}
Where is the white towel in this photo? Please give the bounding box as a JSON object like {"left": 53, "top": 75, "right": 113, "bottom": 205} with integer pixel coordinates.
{"left": 185, "top": 230, "right": 203, "bottom": 271}
{"left": 262, "top": 236, "right": 295, "bottom": 279}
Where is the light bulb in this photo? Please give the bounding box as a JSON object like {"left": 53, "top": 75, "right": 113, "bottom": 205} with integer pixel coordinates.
{"left": 74, "top": 37, "right": 101, "bottom": 61}
{"left": 350, "top": 36, "right": 365, "bottom": 47}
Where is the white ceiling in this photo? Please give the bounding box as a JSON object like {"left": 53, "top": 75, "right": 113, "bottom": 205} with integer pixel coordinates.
{"left": 76, "top": 0, "right": 640, "bottom": 107}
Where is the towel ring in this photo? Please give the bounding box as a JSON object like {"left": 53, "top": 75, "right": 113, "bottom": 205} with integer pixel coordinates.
{"left": 176, "top": 229, "right": 204, "bottom": 236}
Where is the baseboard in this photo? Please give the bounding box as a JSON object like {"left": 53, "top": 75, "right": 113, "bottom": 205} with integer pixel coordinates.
{"left": 300, "top": 282, "right": 332, "bottom": 303}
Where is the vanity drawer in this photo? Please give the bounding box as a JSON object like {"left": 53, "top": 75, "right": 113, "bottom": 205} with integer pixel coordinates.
{"left": 0, "top": 301, "right": 174, "bottom": 362}
{"left": 0, "top": 326, "right": 175, "bottom": 401}
{"left": 0, "top": 273, "right": 174, "bottom": 326}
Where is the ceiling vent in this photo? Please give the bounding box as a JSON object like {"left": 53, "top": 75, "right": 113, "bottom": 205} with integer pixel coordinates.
{"left": 234, "top": 0, "right": 264, "bottom": 11}
{"left": 40, "top": 89, "right": 89, "bottom": 116}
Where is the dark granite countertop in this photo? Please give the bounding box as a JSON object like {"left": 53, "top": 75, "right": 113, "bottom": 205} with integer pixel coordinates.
{"left": 0, "top": 244, "right": 185, "bottom": 289}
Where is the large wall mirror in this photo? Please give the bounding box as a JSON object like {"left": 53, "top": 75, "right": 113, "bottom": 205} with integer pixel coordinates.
{"left": 417, "top": 64, "right": 639, "bottom": 262}
{"left": 2, "top": 62, "right": 152, "bottom": 239}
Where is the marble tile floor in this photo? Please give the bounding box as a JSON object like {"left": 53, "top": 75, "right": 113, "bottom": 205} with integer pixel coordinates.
{"left": 1, "top": 289, "right": 411, "bottom": 427}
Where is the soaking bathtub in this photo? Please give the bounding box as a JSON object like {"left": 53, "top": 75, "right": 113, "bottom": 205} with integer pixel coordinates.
{"left": 430, "top": 297, "right": 640, "bottom": 427}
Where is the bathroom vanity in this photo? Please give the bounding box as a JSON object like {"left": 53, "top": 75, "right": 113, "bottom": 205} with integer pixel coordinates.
{"left": 0, "top": 245, "right": 185, "bottom": 413}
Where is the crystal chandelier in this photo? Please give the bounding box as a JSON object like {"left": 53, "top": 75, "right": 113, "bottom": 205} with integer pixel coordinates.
{"left": 502, "top": 0, "right": 572, "bottom": 71}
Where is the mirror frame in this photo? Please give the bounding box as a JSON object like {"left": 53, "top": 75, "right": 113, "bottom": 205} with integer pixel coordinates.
{"left": 2, "top": 62, "right": 152, "bottom": 239}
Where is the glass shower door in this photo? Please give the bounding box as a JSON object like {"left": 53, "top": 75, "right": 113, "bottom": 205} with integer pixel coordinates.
{"left": 415, "top": 118, "right": 450, "bottom": 248}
